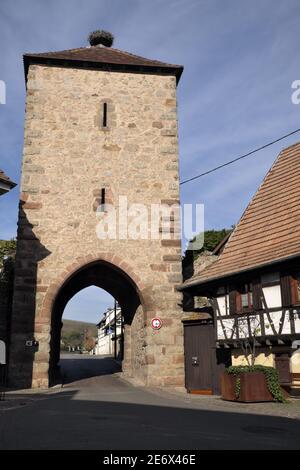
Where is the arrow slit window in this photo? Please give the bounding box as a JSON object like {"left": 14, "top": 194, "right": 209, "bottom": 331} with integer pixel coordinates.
{"left": 102, "top": 102, "right": 108, "bottom": 127}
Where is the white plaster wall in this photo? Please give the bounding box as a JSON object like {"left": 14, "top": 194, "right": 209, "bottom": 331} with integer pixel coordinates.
{"left": 216, "top": 295, "right": 229, "bottom": 316}
{"left": 232, "top": 352, "right": 275, "bottom": 367}
{"left": 263, "top": 311, "right": 285, "bottom": 335}
{"left": 262, "top": 285, "right": 292, "bottom": 334}
{"left": 290, "top": 349, "right": 300, "bottom": 373}
{"left": 217, "top": 318, "right": 235, "bottom": 340}
{"left": 96, "top": 334, "right": 111, "bottom": 355}
{"left": 293, "top": 310, "right": 300, "bottom": 334}
{"left": 262, "top": 285, "right": 281, "bottom": 309}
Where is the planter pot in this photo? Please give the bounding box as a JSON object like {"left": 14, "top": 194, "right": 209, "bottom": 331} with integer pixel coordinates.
{"left": 221, "top": 371, "right": 274, "bottom": 402}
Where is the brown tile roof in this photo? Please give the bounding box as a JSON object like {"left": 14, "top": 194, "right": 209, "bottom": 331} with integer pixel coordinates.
{"left": 182, "top": 141, "right": 300, "bottom": 288}
{"left": 23, "top": 46, "right": 183, "bottom": 83}
{"left": 0, "top": 169, "right": 16, "bottom": 188}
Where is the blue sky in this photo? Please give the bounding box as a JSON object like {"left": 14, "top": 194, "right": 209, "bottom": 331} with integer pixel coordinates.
{"left": 1, "top": 0, "right": 300, "bottom": 322}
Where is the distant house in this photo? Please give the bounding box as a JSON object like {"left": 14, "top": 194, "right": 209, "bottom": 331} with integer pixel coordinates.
{"left": 95, "top": 304, "right": 123, "bottom": 357}
{"left": 0, "top": 169, "right": 16, "bottom": 196}
{"left": 180, "top": 143, "right": 300, "bottom": 396}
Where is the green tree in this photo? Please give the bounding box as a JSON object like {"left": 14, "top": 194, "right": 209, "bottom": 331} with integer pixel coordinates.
{"left": 186, "top": 228, "right": 232, "bottom": 261}
{"left": 61, "top": 331, "right": 83, "bottom": 350}
{"left": 83, "top": 328, "right": 96, "bottom": 352}
{"left": 0, "top": 240, "right": 16, "bottom": 299}
{"left": 0, "top": 239, "right": 16, "bottom": 269}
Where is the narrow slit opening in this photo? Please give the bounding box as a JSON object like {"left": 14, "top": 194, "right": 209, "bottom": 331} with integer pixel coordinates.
{"left": 103, "top": 102, "right": 108, "bottom": 127}
{"left": 101, "top": 188, "right": 106, "bottom": 206}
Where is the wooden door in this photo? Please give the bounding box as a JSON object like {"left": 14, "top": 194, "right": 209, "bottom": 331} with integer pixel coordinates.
{"left": 275, "top": 354, "right": 291, "bottom": 384}
{"left": 184, "top": 323, "right": 216, "bottom": 394}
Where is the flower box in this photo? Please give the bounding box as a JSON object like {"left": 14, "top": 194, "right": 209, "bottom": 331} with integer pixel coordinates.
{"left": 221, "top": 370, "right": 274, "bottom": 402}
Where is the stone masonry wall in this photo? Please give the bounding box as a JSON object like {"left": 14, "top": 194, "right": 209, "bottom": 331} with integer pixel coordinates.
{"left": 0, "top": 296, "right": 9, "bottom": 343}
{"left": 0, "top": 259, "right": 14, "bottom": 347}
{"left": 129, "top": 305, "right": 147, "bottom": 384}
{"left": 10, "top": 63, "right": 184, "bottom": 388}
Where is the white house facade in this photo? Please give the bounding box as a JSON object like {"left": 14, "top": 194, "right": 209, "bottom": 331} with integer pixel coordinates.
{"left": 95, "top": 304, "right": 123, "bottom": 357}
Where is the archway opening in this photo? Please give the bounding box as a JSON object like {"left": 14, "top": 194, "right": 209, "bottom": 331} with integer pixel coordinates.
{"left": 49, "top": 260, "right": 142, "bottom": 385}
{"left": 59, "top": 287, "right": 119, "bottom": 384}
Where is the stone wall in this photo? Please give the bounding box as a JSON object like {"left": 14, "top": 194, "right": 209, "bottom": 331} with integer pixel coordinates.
{"left": 0, "top": 291, "right": 9, "bottom": 343}
{"left": 122, "top": 305, "right": 147, "bottom": 385}
{"left": 0, "top": 242, "right": 16, "bottom": 348}
{"left": 182, "top": 251, "right": 217, "bottom": 311}
{"left": 9, "top": 63, "right": 184, "bottom": 388}
{"left": 0, "top": 258, "right": 14, "bottom": 346}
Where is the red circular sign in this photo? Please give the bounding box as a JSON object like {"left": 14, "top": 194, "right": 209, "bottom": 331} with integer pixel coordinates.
{"left": 151, "top": 317, "right": 162, "bottom": 330}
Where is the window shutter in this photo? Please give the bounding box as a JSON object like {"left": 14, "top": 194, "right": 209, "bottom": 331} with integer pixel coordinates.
{"left": 229, "top": 288, "right": 237, "bottom": 314}
{"left": 280, "top": 273, "right": 292, "bottom": 307}
{"left": 252, "top": 279, "right": 262, "bottom": 310}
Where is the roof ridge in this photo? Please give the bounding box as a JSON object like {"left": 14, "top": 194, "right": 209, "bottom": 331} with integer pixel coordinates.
{"left": 280, "top": 140, "right": 300, "bottom": 153}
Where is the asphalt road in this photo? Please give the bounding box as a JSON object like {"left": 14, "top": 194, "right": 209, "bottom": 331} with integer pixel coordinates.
{"left": 0, "top": 355, "right": 300, "bottom": 450}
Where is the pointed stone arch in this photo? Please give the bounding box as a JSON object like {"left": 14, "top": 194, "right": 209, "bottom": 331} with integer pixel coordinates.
{"left": 38, "top": 252, "right": 150, "bottom": 322}
{"left": 31, "top": 253, "right": 156, "bottom": 388}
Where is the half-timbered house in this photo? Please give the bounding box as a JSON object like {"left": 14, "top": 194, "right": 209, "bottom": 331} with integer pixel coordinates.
{"left": 180, "top": 142, "right": 300, "bottom": 396}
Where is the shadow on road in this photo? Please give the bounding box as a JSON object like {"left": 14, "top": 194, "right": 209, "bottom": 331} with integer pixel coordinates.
{"left": 1, "top": 387, "right": 300, "bottom": 450}
{"left": 59, "top": 354, "right": 121, "bottom": 386}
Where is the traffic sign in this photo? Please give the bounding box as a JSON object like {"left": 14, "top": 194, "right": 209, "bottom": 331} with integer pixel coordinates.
{"left": 151, "top": 317, "right": 162, "bottom": 330}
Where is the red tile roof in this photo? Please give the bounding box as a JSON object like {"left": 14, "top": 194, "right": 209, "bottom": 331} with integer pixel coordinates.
{"left": 23, "top": 46, "right": 183, "bottom": 83}
{"left": 182, "top": 141, "right": 300, "bottom": 288}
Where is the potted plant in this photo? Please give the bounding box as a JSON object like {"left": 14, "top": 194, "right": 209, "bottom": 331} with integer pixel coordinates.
{"left": 220, "top": 315, "right": 286, "bottom": 403}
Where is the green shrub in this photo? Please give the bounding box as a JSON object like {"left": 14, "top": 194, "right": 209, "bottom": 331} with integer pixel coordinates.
{"left": 0, "top": 239, "right": 16, "bottom": 269}
{"left": 0, "top": 240, "right": 16, "bottom": 302}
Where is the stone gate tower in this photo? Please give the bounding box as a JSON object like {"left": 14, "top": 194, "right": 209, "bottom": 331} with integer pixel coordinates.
{"left": 9, "top": 32, "right": 184, "bottom": 389}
